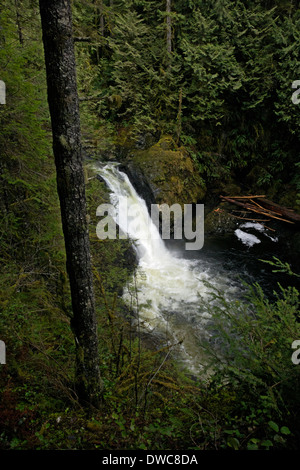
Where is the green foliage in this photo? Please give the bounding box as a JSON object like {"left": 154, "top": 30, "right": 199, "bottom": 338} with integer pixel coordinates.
{"left": 72, "top": 0, "right": 300, "bottom": 196}
{"left": 1, "top": 0, "right": 300, "bottom": 452}
{"left": 197, "top": 275, "right": 300, "bottom": 450}
{"left": 259, "top": 256, "right": 300, "bottom": 278}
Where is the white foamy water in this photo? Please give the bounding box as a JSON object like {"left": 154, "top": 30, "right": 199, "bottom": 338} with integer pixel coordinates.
{"left": 234, "top": 229, "right": 261, "bottom": 247}
{"left": 235, "top": 222, "right": 279, "bottom": 247}
{"left": 95, "top": 163, "right": 237, "bottom": 373}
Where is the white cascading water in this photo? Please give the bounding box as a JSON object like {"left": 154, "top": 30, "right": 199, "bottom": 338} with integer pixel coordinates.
{"left": 95, "top": 162, "right": 236, "bottom": 373}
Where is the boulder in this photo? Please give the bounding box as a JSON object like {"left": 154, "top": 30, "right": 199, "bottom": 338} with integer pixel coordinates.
{"left": 124, "top": 135, "right": 206, "bottom": 207}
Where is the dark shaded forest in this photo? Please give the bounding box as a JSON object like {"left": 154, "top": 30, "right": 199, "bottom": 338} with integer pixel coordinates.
{"left": 0, "top": 0, "right": 300, "bottom": 451}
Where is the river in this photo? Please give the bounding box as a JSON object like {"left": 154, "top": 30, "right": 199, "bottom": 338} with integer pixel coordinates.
{"left": 94, "top": 162, "right": 300, "bottom": 374}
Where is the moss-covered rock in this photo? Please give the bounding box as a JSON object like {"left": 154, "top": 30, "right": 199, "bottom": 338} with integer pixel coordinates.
{"left": 204, "top": 204, "right": 237, "bottom": 235}
{"left": 218, "top": 180, "right": 242, "bottom": 197}
{"left": 126, "top": 135, "right": 206, "bottom": 207}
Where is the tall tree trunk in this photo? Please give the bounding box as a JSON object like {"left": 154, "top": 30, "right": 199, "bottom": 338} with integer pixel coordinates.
{"left": 99, "top": 0, "right": 105, "bottom": 37}
{"left": 39, "top": 0, "right": 102, "bottom": 407}
{"left": 166, "top": 0, "right": 172, "bottom": 55}
{"left": 15, "top": 0, "right": 24, "bottom": 45}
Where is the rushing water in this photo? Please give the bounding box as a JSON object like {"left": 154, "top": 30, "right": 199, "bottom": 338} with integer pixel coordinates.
{"left": 94, "top": 162, "right": 297, "bottom": 374}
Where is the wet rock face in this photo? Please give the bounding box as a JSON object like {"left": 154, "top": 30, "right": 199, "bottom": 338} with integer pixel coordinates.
{"left": 122, "top": 135, "right": 206, "bottom": 208}
{"left": 119, "top": 161, "right": 157, "bottom": 214}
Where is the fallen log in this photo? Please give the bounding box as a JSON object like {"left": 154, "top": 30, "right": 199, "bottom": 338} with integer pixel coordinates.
{"left": 257, "top": 198, "right": 300, "bottom": 223}
{"left": 221, "top": 195, "right": 299, "bottom": 225}
{"left": 225, "top": 195, "right": 266, "bottom": 199}
{"left": 229, "top": 213, "right": 276, "bottom": 231}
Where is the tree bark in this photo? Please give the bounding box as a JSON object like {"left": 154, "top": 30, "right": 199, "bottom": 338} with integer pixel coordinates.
{"left": 39, "top": 0, "right": 102, "bottom": 407}
{"left": 15, "top": 0, "right": 24, "bottom": 45}
{"left": 166, "top": 0, "right": 172, "bottom": 55}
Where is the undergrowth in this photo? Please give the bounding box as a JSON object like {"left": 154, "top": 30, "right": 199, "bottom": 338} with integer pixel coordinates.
{"left": 1, "top": 216, "right": 300, "bottom": 450}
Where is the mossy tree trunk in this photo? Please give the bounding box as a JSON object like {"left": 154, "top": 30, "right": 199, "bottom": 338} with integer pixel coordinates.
{"left": 166, "top": 0, "right": 172, "bottom": 55}
{"left": 39, "top": 0, "right": 102, "bottom": 407}
{"left": 14, "top": 0, "right": 24, "bottom": 45}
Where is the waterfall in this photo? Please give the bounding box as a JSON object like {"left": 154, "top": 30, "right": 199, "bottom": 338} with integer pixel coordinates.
{"left": 94, "top": 162, "right": 235, "bottom": 373}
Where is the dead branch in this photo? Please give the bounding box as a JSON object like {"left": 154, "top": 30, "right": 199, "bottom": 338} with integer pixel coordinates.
{"left": 221, "top": 195, "right": 298, "bottom": 225}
